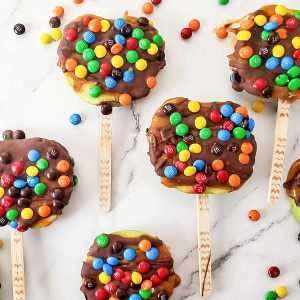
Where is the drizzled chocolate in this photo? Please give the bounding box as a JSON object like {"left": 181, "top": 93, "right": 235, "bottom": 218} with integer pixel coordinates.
{"left": 283, "top": 159, "right": 300, "bottom": 206}
{"left": 0, "top": 130, "right": 77, "bottom": 231}
{"left": 80, "top": 232, "right": 180, "bottom": 300}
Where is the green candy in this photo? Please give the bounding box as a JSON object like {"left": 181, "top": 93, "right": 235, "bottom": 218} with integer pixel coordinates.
{"left": 233, "top": 127, "right": 246, "bottom": 140}
{"left": 265, "top": 291, "right": 277, "bottom": 300}
{"left": 82, "top": 48, "right": 95, "bottom": 61}
{"left": 153, "top": 34, "right": 163, "bottom": 47}
{"left": 36, "top": 158, "right": 49, "bottom": 171}
{"left": 132, "top": 28, "right": 144, "bottom": 40}
{"left": 169, "top": 112, "right": 182, "bottom": 125}
{"left": 275, "top": 74, "right": 289, "bottom": 86}
{"left": 176, "top": 124, "right": 189, "bottom": 136}
{"left": 295, "top": 11, "right": 300, "bottom": 20}
{"left": 75, "top": 40, "right": 88, "bottom": 54}
{"left": 96, "top": 233, "right": 109, "bottom": 248}
{"left": 87, "top": 60, "right": 100, "bottom": 73}
{"left": 139, "top": 38, "right": 151, "bottom": 50}
{"left": 89, "top": 86, "right": 101, "bottom": 98}
{"left": 6, "top": 209, "right": 18, "bottom": 221}
{"left": 176, "top": 142, "right": 188, "bottom": 153}
{"left": 126, "top": 50, "right": 139, "bottom": 64}
{"left": 287, "top": 66, "right": 300, "bottom": 79}
{"left": 261, "top": 30, "right": 272, "bottom": 41}
{"left": 34, "top": 183, "right": 47, "bottom": 195}
{"left": 218, "top": 0, "right": 229, "bottom": 5}
{"left": 139, "top": 289, "right": 152, "bottom": 300}
{"left": 249, "top": 55, "right": 262, "bottom": 68}
{"left": 73, "top": 175, "right": 78, "bottom": 186}
{"left": 288, "top": 78, "right": 300, "bottom": 91}
{"left": 199, "top": 128, "right": 212, "bottom": 140}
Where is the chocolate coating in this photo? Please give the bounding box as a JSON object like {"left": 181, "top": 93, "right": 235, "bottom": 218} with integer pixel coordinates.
{"left": 284, "top": 159, "right": 300, "bottom": 205}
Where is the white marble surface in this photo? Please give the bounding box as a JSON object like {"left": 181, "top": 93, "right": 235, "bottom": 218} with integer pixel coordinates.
{"left": 0, "top": 0, "right": 300, "bottom": 299}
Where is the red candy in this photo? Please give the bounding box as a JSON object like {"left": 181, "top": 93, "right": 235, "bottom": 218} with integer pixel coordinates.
{"left": 1, "top": 196, "right": 14, "bottom": 208}
{"left": 0, "top": 206, "right": 5, "bottom": 218}
{"left": 157, "top": 267, "right": 169, "bottom": 279}
{"left": 121, "top": 271, "right": 132, "bottom": 284}
{"left": 286, "top": 17, "right": 299, "bottom": 29}
{"left": 11, "top": 161, "right": 24, "bottom": 175}
{"left": 293, "top": 49, "right": 300, "bottom": 60}
{"left": 95, "top": 288, "right": 108, "bottom": 300}
{"left": 253, "top": 78, "right": 267, "bottom": 91}
{"left": 104, "top": 282, "right": 117, "bottom": 294}
{"left": 1, "top": 175, "right": 14, "bottom": 188}
{"left": 164, "top": 145, "right": 176, "bottom": 158}
{"left": 138, "top": 261, "right": 150, "bottom": 273}
{"left": 195, "top": 172, "right": 208, "bottom": 184}
{"left": 193, "top": 183, "right": 206, "bottom": 194}
{"left": 210, "top": 110, "right": 222, "bottom": 123}
{"left": 151, "top": 0, "right": 162, "bottom": 4}
{"left": 100, "top": 63, "right": 112, "bottom": 76}
{"left": 113, "top": 268, "right": 124, "bottom": 280}
{"left": 223, "top": 120, "right": 235, "bottom": 132}
{"left": 217, "top": 170, "right": 229, "bottom": 183}
{"left": 181, "top": 27, "right": 193, "bottom": 39}
{"left": 174, "top": 161, "right": 187, "bottom": 173}
{"left": 17, "top": 225, "right": 29, "bottom": 232}
{"left": 65, "top": 29, "right": 78, "bottom": 42}
{"left": 150, "top": 274, "right": 162, "bottom": 287}
{"left": 126, "top": 37, "right": 138, "bottom": 50}
{"left": 268, "top": 266, "right": 280, "bottom": 278}
{"left": 83, "top": 16, "right": 92, "bottom": 26}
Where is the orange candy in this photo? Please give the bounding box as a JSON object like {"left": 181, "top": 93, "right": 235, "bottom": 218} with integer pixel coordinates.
{"left": 239, "top": 46, "right": 253, "bottom": 59}
{"left": 146, "top": 76, "right": 157, "bottom": 89}
{"left": 216, "top": 27, "right": 228, "bottom": 39}
{"left": 88, "top": 19, "right": 102, "bottom": 32}
{"left": 235, "top": 106, "right": 248, "bottom": 117}
{"left": 58, "top": 175, "right": 71, "bottom": 188}
{"left": 119, "top": 94, "right": 132, "bottom": 106}
{"left": 73, "top": 0, "right": 84, "bottom": 3}
{"left": 228, "top": 174, "right": 241, "bottom": 187}
{"left": 269, "top": 14, "right": 283, "bottom": 25}
{"left": 38, "top": 205, "right": 51, "bottom": 218}
{"left": 57, "top": 160, "right": 70, "bottom": 173}
{"left": 65, "top": 58, "right": 78, "bottom": 71}
{"left": 241, "top": 142, "right": 253, "bottom": 154}
{"left": 276, "top": 28, "right": 288, "bottom": 40}
{"left": 248, "top": 209, "right": 260, "bottom": 221}
{"left": 239, "top": 153, "right": 250, "bottom": 165}
{"left": 189, "top": 19, "right": 201, "bottom": 32}
{"left": 53, "top": 6, "right": 64, "bottom": 17}
{"left": 142, "top": 2, "right": 154, "bottom": 14}
{"left": 111, "top": 44, "right": 123, "bottom": 55}
{"left": 141, "top": 280, "right": 153, "bottom": 290}
{"left": 139, "top": 239, "right": 151, "bottom": 252}
{"left": 212, "top": 159, "right": 224, "bottom": 171}
{"left": 240, "top": 19, "right": 254, "bottom": 30}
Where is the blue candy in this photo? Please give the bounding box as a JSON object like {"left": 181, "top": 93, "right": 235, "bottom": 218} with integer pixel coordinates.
{"left": 114, "top": 18, "right": 126, "bottom": 30}
{"left": 10, "top": 221, "right": 18, "bottom": 229}
{"left": 265, "top": 57, "right": 279, "bottom": 70}
{"left": 263, "top": 21, "right": 278, "bottom": 31}
{"left": 107, "top": 256, "right": 119, "bottom": 266}
{"left": 70, "top": 113, "right": 81, "bottom": 125}
{"left": 124, "top": 248, "right": 136, "bottom": 261}
{"left": 220, "top": 104, "right": 233, "bottom": 117}
{"left": 129, "top": 294, "right": 142, "bottom": 300}
{"left": 230, "top": 113, "right": 243, "bottom": 125}
{"left": 103, "top": 263, "right": 113, "bottom": 275}
{"left": 105, "top": 77, "right": 117, "bottom": 89}
{"left": 217, "top": 129, "right": 231, "bottom": 142}
{"left": 193, "top": 160, "right": 205, "bottom": 171}
{"left": 92, "top": 257, "right": 104, "bottom": 270}
{"left": 115, "top": 34, "right": 126, "bottom": 45}
{"left": 123, "top": 70, "right": 135, "bottom": 83}
{"left": 164, "top": 166, "right": 177, "bottom": 179}
{"left": 146, "top": 247, "right": 159, "bottom": 260}
{"left": 83, "top": 31, "right": 96, "bottom": 44}
{"left": 245, "top": 130, "right": 251, "bottom": 139}
{"left": 27, "top": 176, "right": 39, "bottom": 188}
{"left": 248, "top": 118, "right": 255, "bottom": 131}
{"left": 281, "top": 56, "right": 294, "bottom": 70}
{"left": 28, "top": 149, "right": 40, "bottom": 162}
{"left": 13, "top": 179, "right": 27, "bottom": 189}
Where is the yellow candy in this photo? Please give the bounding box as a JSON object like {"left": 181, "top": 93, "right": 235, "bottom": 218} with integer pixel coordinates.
{"left": 99, "top": 272, "right": 111, "bottom": 284}
{"left": 292, "top": 37, "right": 300, "bottom": 49}
{"left": 189, "top": 143, "right": 202, "bottom": 154}
{"left": 100, "top": 19, "right": 111, "bottom": 32}
{"left": 149, "top": 19, "right": 154, "bottom": 26}
{"left": 188, "top": 101, "right": 200, "bottom": 113}
{"left": 276, "top": 286, "right": 288, "bottom": 298}
{"left": 195, "top": 116, "right": 207, "bottom": 129}
{"left": 0, "top": 187, "right": 4, "bottom": 198}
{"left": 26, "top": 166, "right": 39, "bottom": 177}
{"left": 252, "top": 100, "right": 265, "bottom": 113}
{"left": 237, "top": 30, "right": 251, "bottom": 41}
{"left": 147, "top": 43, "right": 158, "bottom": 55}
{"left": 94, "top": 45, "right": 107, "bottom": 58}
{"left": 75, "top": 65, "right": 87, "bottom": 78}
{"left": 86, "top": 256, "right": 93, "bottom": 263}
{"left": 275, "top": 5, "right": 288, "bottom": 16}
{"left": 179, "top": 150, "right": 190, "bottom": 162}
{"left": 0, "top": 239, "right": 2, "bottom": 249}
{"left": 50, "top": 28, "right": 62, "bottom": 41}
{"left": 131, "top": 272, "right": 143, "bottom": 284}
{"left": 272, "top": 45, "right": 285, "bottom": 57}
{"left": 254, "top": 15, "right": 267, "bottom": 26}
{"left": 135, "top": 59, "right": 148, "bottom": 71}
{"left": 40, "top": 33, "right": 52, "bottom": 44}
{"left": 184, "top": 166, "right": 197, "bottom": 177}
{"left": 111, "top": 55, "right": 124, "bottom": 68}
{"left": 21, "top": 208, "right": 34, "bottom": 220}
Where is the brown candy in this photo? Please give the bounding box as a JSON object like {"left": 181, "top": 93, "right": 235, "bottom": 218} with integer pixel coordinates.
{"left": 13, "top": 130, "right": 25, "bottom": 139}
{"left": 101, "top": 103, "right": 113, "bottom": 115}
{"left": 0, "top": 152, "right": 12, "bottom": 164}
{"left": 211, "top": 143, "right": 223, "bottom": 155}
{"left": 162, "top": 104, "right": 176, "bottom": 116}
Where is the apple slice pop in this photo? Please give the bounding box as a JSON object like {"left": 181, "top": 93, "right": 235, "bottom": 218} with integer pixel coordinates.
{"left": 147, "top": 98, "right": 257, "bottom": 297}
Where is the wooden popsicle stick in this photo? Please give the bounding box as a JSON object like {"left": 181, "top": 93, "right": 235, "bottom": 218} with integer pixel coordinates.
{"left": 268, "top": 99, "right": 291, "bottom": 204}
{"left": 197, "top": 194, "right": 212, "bottom": 297}
{"left": 100, "top": 113, "right": 112, "bottom": 213}
{"left": 10, "top": 229, "right": 26, "bottom": 300}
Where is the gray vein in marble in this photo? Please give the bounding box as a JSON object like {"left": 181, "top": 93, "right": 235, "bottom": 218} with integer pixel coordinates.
{"left": 121, "top": 136, "right": 137, "bottom": 161}
{"left": 130, "top": 104, "right": 141, "bottom": 133}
